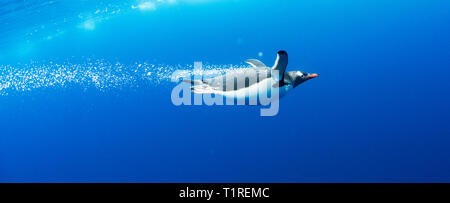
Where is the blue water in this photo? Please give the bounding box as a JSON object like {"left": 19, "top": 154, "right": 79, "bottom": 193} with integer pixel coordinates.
{"left": 1, "top": 0, "right": 450, "bottom": 182}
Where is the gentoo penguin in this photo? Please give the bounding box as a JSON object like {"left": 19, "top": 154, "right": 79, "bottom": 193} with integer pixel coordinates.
{"left": 183, "top": 50, "right": 318, "bottom": 103}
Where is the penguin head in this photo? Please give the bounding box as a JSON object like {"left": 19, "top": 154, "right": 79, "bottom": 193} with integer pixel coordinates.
{"left": 285, "top": 71, "right": 319, "bottom": 88}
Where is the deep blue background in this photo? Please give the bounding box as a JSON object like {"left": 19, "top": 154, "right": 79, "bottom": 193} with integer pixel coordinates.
{"left": 0, "top": 0, "right": 450, "bottom": 182}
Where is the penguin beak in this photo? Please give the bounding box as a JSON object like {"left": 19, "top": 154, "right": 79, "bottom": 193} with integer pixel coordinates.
{"left": 307, "top": 73, "right": 319, "bottom": 78}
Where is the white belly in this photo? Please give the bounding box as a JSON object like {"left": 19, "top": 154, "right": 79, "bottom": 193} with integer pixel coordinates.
{"left": 212, "top": 78, "right": 292, "bottom": 101}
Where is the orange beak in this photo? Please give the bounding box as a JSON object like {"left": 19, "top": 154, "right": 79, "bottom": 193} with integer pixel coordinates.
{"left": 307, "top": 73, "right": 319, "bottom": 78}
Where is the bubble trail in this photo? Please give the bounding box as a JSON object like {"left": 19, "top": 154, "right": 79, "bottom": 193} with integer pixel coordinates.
{"left": 0, "top": 59, "right": 251, "bottom": 95}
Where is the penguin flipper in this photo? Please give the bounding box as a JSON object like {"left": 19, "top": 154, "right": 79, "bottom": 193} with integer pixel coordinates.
{"left": 272, "top": 50, "right": 288, "bottom": 81}
{"left": 245, "top": 59, "right": 267, "bottom": 68}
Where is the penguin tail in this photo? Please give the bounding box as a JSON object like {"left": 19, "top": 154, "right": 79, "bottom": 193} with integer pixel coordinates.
{"left": 182, "top": 80, "right": 203, "bottom": 85}
{"left": 192, "top": 87, "right": 216, "bottom": 94}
